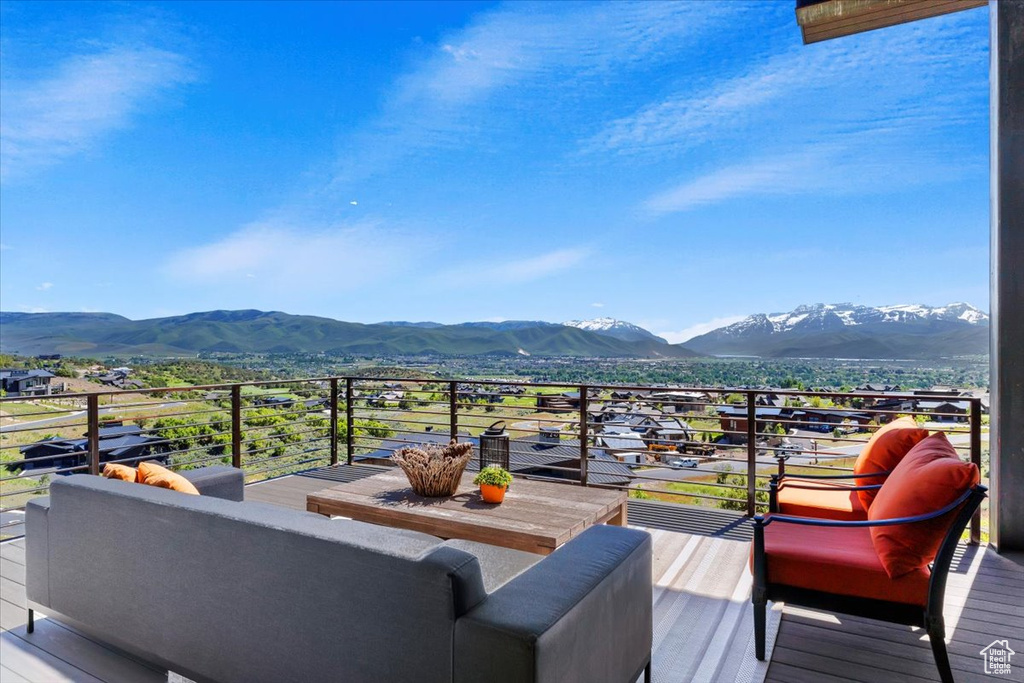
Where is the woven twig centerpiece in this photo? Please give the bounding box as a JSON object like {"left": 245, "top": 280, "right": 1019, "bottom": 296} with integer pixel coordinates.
{"left": 391, "top": 440, "right": 474, "bottom": 497}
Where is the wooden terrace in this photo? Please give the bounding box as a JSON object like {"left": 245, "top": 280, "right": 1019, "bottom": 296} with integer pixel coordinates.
{"left": 1, "top": 464, "right": 1021, "bottom": 683}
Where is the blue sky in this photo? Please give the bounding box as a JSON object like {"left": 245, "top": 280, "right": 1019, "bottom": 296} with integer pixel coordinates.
{"left": 0, "top": 1, "right": 990, "bottom": 342}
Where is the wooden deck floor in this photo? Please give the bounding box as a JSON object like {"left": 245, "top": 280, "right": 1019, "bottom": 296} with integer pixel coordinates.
{"left": 1, "top": 466, "right": 1021, "bottom": 682}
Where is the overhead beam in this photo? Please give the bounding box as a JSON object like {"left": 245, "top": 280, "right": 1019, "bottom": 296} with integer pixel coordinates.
{"left": 796, "top": 0, "right": 986, "bottom": 44}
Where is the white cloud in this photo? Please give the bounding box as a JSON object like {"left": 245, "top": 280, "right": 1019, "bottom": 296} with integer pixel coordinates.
{"left": 657, "top": 315, "right": 747, "bottom": 344}
{"left": 585, "top": 11, "right": 985, "bottom": 158}
{"left": 643, "top": 138, "right": 973, "bottom": 215}
{"left": 331, "top": 2, "right": 727, "bottom": 183}
{"left": 1, "top": 45, "right": 193, "bottom": 179}
{"left": 487, "top": 248, "right": 589, "bottom": 284}
{"left": 163, "top": 220, "right": 430, "bottom": 291}
{"left": 17, "top": 305, "right": 50, "bottom": 314}
{"left": 36, "top": 282, "right": 54, "bottom": 291}
{"left": 644, "top": 150, "right": 828, "bottom": 214}
{"left": 591, "top": 302, "right": 604, "bottom": 308}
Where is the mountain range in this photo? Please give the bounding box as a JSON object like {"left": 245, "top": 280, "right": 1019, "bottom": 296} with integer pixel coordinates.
{"left": 683, "top": 303, "right": 988, "bottom": 359}
{"left": 0, "top": 311, "right": 695, "bottom": 359}
{"left": 0, "top": 303, "right": 988, "bottom": 360}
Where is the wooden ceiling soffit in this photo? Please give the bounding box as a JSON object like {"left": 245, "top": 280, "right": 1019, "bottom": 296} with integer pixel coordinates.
{"left": 796, "top": 0, "right": 987, "bottom": 44}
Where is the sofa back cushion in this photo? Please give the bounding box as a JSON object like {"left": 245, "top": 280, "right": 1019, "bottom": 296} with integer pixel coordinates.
{"left": 44, "top": 475, "right": 481, "bottom": 683}
{"left": 868, "top": 432, "right": 979, "bottom": 578}
{"left": 138, "top": 461, "right": 200, "bottom": 495}
{"left": 102, "top": 463, "right": 138, "bottom": 482}
{"left": 854, "top": 417, "right": 929, "bottom": 509}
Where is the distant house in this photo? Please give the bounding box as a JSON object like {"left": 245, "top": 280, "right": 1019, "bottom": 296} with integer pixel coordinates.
{"left": 17, "top": 425, "right": 165, "bottom": 473}
{"left": 599, "top": 431, "right": 647, "bottom": 465}
{"left": 716, "top": 406, "right": 788, "bottom": 440}
{"left": 642, "top": 417, "right": 693, "bottom": 448}
{"left": 918, "top": 400, "right": 970, "bottom": 423}
{"left": 870, "top": 397, "right": 917, "bottom": 422}
{"left": 790, "top": 408, "right": 873, "bottom": 432}
{"left": 256, "top": 395, "right": 295, "bottom": 408}
{"left": 536, "top": 392, "right": 580, "bottom": 411}
{"left": 650, "top": 391, "right": 708, "bottom": 414}
{"left": 0, "top": 369, "right": 55, "bottom": 397}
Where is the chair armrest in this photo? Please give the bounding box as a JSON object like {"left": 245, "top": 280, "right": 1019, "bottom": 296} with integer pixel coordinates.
{"left": 776, "top": 481, "right": 882, "bottom": 492}
{"left": 25, "top": 497, "right": 51, "bottom": 606}
{"left": 777, "top": 470, "right": 889, "bottom": 481}
{"left": 757, "top": 484, "right": 985, "bottom": 529}
{"left": 180, "top": 466, "right": 244, "bottom": 501}
{"left": 454, "top": 525, "right": 652, "bottom": 683}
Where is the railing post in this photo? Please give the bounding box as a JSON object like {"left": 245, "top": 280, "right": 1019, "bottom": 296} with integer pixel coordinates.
{"left": 449, "top": 381, "right": 458, "bottom": 442}
{"left": 579, "top": 385, "right": 589, "bottom": 486}
{"left": 970, "top": 397, "right": 982, "bottom": 544}
{"left": 746, "top": 390, "right": 758, "bottom": 516}
{"left": 329, "top": 378, "right": 339, "bottom": 466}
{"left": 345, "top": 378, "right": 354, "bottom": 465}
{"left": 231, "top": 385, "right": 242, "bottom": 469}
{"left": 87, "top": 394, "right": 100, "bottom": 475}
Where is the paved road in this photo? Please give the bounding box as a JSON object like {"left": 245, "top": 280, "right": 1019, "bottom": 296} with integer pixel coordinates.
{"left": 0, "top": 402, "right": 186, "bottom": 433}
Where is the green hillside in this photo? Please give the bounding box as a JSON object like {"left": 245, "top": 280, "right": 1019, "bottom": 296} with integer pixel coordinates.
{"left": 0, "top": 310, "right": 700, "bottom": 359}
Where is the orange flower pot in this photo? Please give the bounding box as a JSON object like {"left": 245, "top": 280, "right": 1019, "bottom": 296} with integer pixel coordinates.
{"left": 480, "top": 483, "right": 507, "bottom": 504}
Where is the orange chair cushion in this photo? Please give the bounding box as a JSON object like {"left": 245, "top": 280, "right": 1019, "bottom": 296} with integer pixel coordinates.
{"left": 102, "top": 463, "right": 139, "bottom": 482}
{"left": 869, "top": 432, "right": 979, "bottom": 578}
{"left": 853, "top": 417, "right": 929, "bottom": 509}
{"left": 758, "top": 520, "right": 930, "bottom": 606}
{"left": 777, "top": 481, "right": 867, "bottom": 521}
{"left": 137, "top": 461, "right": 200, "bottom": 495}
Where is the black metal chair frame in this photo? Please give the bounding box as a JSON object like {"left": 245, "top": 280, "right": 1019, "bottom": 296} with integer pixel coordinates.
{"left": 752, "top": 484, "right": 987, "bottom": 683}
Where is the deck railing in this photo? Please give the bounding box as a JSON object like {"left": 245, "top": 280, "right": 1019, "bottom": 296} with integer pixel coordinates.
{"left": 0, "top": 377, "right": 985, "bottom": 541}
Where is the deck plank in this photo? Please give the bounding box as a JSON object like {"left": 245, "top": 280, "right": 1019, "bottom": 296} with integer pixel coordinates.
{"left": 3, "top": 622, "right": 165, "bottom": 683}
{"left": 0, "top": 632, "right": 107, "bottom": 683}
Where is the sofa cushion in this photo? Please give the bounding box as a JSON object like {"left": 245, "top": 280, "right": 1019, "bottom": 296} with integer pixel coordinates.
{"left": 777, "top": 481, "right": 867, "bottom": 520}
{"left": 103, "top": 463, "right": 139, "bottom": 482}
{"left": 761, "top": 520, "right": 930, "bottom": 606}
{"left": 869, "top": 432, "right": 979, "bottom": 578}
{"left": 138, "top": 461, "right": 200, "bottom": 495}
{"left": 853, "top": 417, "right": 929, "bottom": 509}
{"left": 440, "top": 538, "right": 542, "bottom": 593}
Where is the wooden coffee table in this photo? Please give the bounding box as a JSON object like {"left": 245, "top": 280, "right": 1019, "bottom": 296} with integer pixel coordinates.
{"left": 306, "top": 469, "right": 628, "bottom": 555}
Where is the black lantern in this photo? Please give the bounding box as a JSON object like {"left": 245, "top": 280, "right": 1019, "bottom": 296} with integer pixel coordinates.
{"left": 479, "top": 421, "right": 510, "bottom": 471}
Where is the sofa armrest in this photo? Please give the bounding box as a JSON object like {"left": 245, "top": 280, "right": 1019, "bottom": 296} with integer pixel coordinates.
{"left": 454, "top": 525, "right": 652, "bottom": 683}
{"left": 25, "top": 497, "right": 50, "bottom": 606}
{"left": 180, "top": 466, "right": 244, "bottom": 501}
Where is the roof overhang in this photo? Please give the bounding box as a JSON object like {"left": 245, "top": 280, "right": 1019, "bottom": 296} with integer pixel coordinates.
{"left": 795, "top": 0, "right": 986, "bottom": 44}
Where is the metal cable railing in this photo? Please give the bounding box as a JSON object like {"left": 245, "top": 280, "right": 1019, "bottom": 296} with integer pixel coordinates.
{"left": 0, "top": 378, "right": 985, "bottom": 541}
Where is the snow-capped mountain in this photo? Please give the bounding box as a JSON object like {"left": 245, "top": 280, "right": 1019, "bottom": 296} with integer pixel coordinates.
{"left": 563, "top": 317, "right": 668, "bottom": 344}
{"left": 683, "top": 303, "right": 988, "bottom": 359}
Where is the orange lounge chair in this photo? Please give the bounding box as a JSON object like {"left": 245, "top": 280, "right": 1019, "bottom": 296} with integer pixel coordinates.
{"left": 752, "top": 432, "right": 984, "bottom": 683}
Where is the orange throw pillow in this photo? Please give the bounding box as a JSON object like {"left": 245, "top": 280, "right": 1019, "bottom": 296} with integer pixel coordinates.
{"left": 853, "top": 416, "right": 929, "bottom": 509}
{"left": 868, "top": 432, "right": 979, "bottom": 578}
{"left": 137, "top": 461, "right": 200, "bottom": 495}
{"left": 102, "top": 463, "right": 139, "bottom": 482}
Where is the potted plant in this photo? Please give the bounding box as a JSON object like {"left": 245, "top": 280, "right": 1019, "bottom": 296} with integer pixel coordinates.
{"left": 474, "top": 465, "right": 513, "bottom": 504}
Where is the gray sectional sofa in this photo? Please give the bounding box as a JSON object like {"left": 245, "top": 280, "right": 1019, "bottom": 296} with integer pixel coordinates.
{"left": 25, "top": 468, "right": 653, "bottom": 683}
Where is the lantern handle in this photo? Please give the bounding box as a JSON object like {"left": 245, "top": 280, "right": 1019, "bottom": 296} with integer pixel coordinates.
{"left": 486, "top": 421, "right": 506, "bottom": 434}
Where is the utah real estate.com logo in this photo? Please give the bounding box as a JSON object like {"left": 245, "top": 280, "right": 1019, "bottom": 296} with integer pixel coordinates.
{"left": 980, "top": 640, "right": 1015, "bottom": 676}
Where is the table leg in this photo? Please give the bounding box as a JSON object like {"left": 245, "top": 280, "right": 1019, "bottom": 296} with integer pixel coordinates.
{"left": 608, "top": 502, "right": 628, "bottom": 526}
